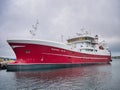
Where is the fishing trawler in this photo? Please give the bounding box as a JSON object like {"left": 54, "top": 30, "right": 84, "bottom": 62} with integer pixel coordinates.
{"left": 7, "top": 22, "right": 111, "bottom": 71}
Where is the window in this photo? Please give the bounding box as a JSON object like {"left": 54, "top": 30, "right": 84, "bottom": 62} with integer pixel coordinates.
{"left": 26, "top": 50, "right": 31, "bottom": 54}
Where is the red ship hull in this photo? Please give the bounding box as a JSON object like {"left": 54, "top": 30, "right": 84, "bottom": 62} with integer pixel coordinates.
{"left": 7, "top": 40, "right": 111, "bottom": 71}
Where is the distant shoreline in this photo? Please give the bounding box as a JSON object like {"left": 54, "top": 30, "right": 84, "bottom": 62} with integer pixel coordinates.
{"left": 0, "top": 57, "right": 15, "bottom": 62}
{"left": 112, "top": 56, "right": 120, "bottom": 59}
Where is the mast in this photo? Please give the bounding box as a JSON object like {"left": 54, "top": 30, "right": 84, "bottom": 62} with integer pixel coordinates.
{"left": 29, "top": 19, "right": 39, "bottom": 38}
{"left": 61, "top": 35, "right": 64, "bottom": 42}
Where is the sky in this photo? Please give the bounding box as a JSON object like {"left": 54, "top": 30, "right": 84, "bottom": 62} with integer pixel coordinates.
{"left": 0, "top": 0, "right": 120, "bottom": 58}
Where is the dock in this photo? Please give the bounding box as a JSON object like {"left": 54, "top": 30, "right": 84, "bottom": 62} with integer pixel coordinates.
{"left": 0, "top": 61, "right": 8, "bottom": 69}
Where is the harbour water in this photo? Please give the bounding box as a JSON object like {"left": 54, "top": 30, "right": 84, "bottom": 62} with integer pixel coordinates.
{"left": 0, "top": 59, "right": 120, "bottom": 90}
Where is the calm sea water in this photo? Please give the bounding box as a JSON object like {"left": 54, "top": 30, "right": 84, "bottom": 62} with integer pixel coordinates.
{"left": 0, "top": 59, "right": 120, "bottom": 90}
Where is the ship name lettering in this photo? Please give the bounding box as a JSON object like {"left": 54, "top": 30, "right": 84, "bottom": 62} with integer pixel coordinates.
{"left": 51, "top": 48, "right": 60, "bottom": 51}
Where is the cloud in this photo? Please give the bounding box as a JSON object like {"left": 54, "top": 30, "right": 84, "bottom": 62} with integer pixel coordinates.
{"left": 0, "top": 0, "right": 120, "bottom": 57}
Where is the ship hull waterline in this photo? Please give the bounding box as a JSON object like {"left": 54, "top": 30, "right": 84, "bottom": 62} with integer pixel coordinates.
{"left": 7, "top": 63, "right": 110, "bottom": 71}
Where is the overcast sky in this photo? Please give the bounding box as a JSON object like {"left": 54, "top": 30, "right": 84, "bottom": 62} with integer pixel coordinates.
{"left": 0, "top": 0, "right": 120, "bottom": 58}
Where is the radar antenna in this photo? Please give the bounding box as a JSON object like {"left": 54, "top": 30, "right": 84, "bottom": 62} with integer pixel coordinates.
{"left": 76, "top": 27, "right": 89, "bottom": 36}
{"left": 76, "top": 27, "right": 85, "bottom": 36}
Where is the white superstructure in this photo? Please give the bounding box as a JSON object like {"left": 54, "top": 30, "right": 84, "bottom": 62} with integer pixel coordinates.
{"left": 67, "top": 35, "right": 110, "bottom": 56}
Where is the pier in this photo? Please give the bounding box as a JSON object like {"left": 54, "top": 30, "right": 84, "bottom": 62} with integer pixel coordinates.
{"left": 0, "top": 57, "right": 15, "bottom": 69}
{"left": 0, "top": 61, "right": 8, "bottom": 69}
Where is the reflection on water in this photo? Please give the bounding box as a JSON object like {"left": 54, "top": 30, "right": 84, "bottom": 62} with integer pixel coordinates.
{"left": 0, "top": 60, "right": 120, "bottom": 90}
